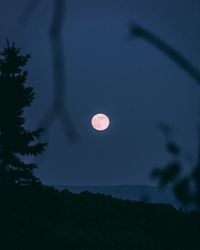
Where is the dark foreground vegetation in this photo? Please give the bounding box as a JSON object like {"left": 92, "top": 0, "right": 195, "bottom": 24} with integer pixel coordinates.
{"left": 0, "top": 184, "right": 199, "bottom": 250}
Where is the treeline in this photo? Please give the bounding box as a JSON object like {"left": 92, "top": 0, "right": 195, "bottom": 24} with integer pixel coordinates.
{"left": 0, "top": 184, "right": 199, "bottom": 250}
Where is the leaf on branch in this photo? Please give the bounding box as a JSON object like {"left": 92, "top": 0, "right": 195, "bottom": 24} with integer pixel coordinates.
{"left": 166, "top": 142, "right": 180, "bottom": 156}
{"left": 151, "top": 161, "right": 181, "bottom": 186}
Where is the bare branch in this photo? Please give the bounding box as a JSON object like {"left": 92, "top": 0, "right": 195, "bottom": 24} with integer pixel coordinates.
{"left": 42, "top": 0, "right": 78, "bottom": 142}
{"left": 19, "top": 0, "right": 41, "bottom": 23}
{"left": 130, "top": 24, "right": 200, "bottom": 84}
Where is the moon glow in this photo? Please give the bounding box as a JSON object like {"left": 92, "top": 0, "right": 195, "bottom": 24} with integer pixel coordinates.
{"left": 91, "top": 113, "right": 110, "bottom": 131}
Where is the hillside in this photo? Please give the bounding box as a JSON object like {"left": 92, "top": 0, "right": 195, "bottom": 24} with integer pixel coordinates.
{"left": 0, "top": 184, "right": 199, "bottom": 250}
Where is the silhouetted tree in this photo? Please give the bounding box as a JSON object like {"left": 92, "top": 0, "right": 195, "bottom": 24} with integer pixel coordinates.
{"left": 0, "top": 41, "right": 46, "bottom": 185}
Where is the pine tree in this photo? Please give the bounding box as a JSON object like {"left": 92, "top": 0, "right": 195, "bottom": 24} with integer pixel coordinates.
{"left": 0, "top": 41, "right": 46, "bottom": 185}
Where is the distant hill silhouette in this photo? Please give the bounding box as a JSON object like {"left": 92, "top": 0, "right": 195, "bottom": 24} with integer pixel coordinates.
{"left": 56, "top": 184, "right": 196, "bottom": 210}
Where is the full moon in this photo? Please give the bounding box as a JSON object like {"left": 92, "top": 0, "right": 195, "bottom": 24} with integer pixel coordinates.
{"left": 91, "top": 113, "right": 110, "bottom": 131}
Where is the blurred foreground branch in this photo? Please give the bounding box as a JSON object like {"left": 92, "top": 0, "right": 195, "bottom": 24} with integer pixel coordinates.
{"left": 39, "top": 0, "right": 78, "bottom": 142}
{"left": 152, "top": 122, "right": 200, "bottom": 209}
{"left": 130, "top": 24, "right": 200, "bottom": 84}
{"left": 19, "top": 0, "right": 41, "bottom": 23}
{"left": 20, "top": 0, "right": 78, "bottom": 142}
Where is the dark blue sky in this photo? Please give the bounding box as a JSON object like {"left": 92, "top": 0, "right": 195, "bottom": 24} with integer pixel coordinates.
{"left": 0, "top": 0, "right": 200, "bottom": 185}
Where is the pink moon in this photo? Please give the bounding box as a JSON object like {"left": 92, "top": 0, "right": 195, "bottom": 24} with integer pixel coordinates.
{"left": 91, "top": 113, "right": 110, "bottom": 131}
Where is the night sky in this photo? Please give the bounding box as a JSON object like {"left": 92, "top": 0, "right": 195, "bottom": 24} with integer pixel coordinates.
{"left": 0, "top": 0, "right": 200, "bottom": 186}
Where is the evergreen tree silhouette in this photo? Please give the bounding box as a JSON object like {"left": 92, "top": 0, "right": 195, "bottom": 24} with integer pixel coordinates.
{"left": 0, "top": 41, "right": 46, "bottom": 185}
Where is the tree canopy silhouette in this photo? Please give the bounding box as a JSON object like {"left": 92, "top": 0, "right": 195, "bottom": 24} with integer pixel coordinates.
{"left": 0, "top": 41, "right": 46, "bottom": 186}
